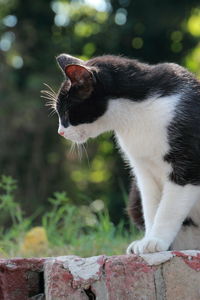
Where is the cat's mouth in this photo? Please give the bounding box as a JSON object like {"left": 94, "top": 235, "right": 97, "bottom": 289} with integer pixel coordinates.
{"left": 64, "top": 135, "right": 88, "bottom": 144}
{"left": 58, "top": 127, "right": 89, "bottom": 144}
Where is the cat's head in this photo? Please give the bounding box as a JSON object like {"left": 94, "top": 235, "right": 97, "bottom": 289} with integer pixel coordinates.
{"left": 55, "top": 54, "right": 112, "bottom": 144}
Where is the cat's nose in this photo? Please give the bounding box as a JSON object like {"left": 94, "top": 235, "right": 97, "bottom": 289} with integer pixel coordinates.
{"left": 58, "top": 131, "right": 65, "bottom": 136}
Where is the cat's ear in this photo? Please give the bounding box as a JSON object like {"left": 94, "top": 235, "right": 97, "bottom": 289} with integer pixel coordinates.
{"left": 65, "top": 64, "right": 94, "bottom": 99}
{"left": 56, "top": 54, "right": 83, "bottom": 72}
{"left": 56, "top": 54, "right": 94, "bottom": 99}
{"left": 65, "top": 64, "right": 92, "bottom": 85}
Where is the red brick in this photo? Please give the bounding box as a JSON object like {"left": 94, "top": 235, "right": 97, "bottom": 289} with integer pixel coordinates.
{"left": 44, "top": 255, "right": 106, "bottom": 300}
{"left": 0, "top": 258, "right": 45, "bottom": 300}
{"left": 1, "top": 251, "right": 200, "bottom": 299}
{"left": 104, "top": 255, "right": 156, "bottom": 300}
{"left": 44, "top": 255, "right": 156, "bottom": 300}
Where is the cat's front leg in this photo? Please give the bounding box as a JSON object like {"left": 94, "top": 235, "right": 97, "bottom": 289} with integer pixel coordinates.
{"left": 127, "top": 237, "right": 169, "bottom": 255}
{"left": 126, "top": 166, "right": 161, "bottom": 255}
{"left": 127, "top": 181, "right": 200, "bottom": 254}
{"left": 134, "top": 165, "right": 161, "bottom": 236}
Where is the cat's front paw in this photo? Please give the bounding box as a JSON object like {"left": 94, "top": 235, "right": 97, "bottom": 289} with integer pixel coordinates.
{"left": 126, "top": 237, "right": 169, "bottom": 255}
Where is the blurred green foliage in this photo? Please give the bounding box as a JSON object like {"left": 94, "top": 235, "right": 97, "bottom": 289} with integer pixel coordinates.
{"left": 0, "top": 175, "right": 139, "bottom": 257}
{"left": 1, "top": 0, "right": 200, "bottom": 231}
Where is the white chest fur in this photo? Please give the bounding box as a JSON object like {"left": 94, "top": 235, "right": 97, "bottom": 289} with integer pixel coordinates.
{"left": 109, "top": 95, "right": 180, "bottom": 185}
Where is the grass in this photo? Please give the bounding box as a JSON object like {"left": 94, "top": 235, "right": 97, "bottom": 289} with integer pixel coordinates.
{"left": 0, "top": 175, "right": 142, "bottom": 258}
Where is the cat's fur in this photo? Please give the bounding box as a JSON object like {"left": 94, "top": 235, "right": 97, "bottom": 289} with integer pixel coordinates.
{"left": 53, "top": 54, "right": 200, "bottom": 254}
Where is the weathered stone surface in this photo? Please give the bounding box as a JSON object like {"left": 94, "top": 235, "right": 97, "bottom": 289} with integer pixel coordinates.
{"left": 44, "top": 251, "right": 200, "bottom": 300}
{"left": 0, "top": 258, "right": 45, "bottom": 300}
{"left": 140, "top": 251, "right": 174, "bottom": 266}
{"left": 44, "top": 255, "right": 107, "bottom": 300}
{"left": 104, "top": 255, "right": 156, "bottom": 300}
{"left": 163, "top": 251, "right": 200, "bottom": 300}
{"left": 44, "top": 254, "right": 157, "bottom": 300}
{"left": 1, "top": 251, "right": 200, "bottom": 299}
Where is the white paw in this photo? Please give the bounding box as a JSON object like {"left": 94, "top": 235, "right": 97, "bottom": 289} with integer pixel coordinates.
{"left": 126, "top": 237, "right": 169, "bottom": 255}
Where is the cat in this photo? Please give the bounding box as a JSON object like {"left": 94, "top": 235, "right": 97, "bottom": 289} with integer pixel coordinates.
{"left": 48, "top": 53, "right": 200, "bottom": 254}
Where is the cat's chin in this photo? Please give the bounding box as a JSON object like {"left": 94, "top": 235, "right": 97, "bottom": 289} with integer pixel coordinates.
{"left": 64, "top": 135, "right": 89, "bottom": 144}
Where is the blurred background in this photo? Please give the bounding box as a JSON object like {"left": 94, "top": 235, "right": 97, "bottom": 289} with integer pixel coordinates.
{"left": 0, "top": 0, "right": 200, "bottom": 256}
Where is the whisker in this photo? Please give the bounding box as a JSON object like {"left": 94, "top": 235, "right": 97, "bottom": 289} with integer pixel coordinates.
{"left": 41, "top": 83, "right": 58, "bottom": 118}
{"left": 41, "top": 94, "right": 56, "bottom": 100}
{"left": 48, "top": 109, "right": 57, "bottom": 118}
{"left": 41, "top": 95, "right": 56, "bottom": 102}
{"left": 45, "top": 100, "right": 56, "bottom": 105}
{"left": 74, "top": 143, "right": 78, "bottom": 159}
{"left": 81, "top": 143, "right": 90, "bottom": 167}
{"left": 46, "top": 104, "right": 56, "bottom": 110}
{"left": 41, "top": 100, "right": 56, "bottom": 110}
{"left": 76, "top": 143, "right": 80, "bottom": 161}
{"left": 43, "top": 83, "right": 57, "bottom": 96}
{"left": 69, "top": 142, "right": 76, "bottom": 154}
{"left": 76, "top": 143, "right": 83, "bottom": 161}
{"left": 41, "top": 90, "right": 57, "bottom": 99}
{"left": 40, "top": 94, "right": 57, "bottom": 108}
{"left": 40, "top": 94, "right": 57, "bottom": 102}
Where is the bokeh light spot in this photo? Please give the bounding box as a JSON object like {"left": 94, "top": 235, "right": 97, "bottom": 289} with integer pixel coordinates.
{"left": 54, "top": 14, "right": 70, "bottom": 27}
{"left": 187, "top": 9, "right": 200, "bottom": 37}
{"left": 83, "top": 42, "right": 96, "bottom": 56}
{"left": 171, "top": 31, "right": 183, "bottom": 42}
{"left": 3, "top": 15, "right": 17, "bottom": 27}
{"left": 0, "top": 31, "right": 15, "bottom": 51}
{"left": 132, "top": 37, "right": 143, "bottom": 49}
{"left": 84, "top": 0, "right": 110, "bottom": 12}
{"left": 115, "top": 8, "right": 127, "bottom": 26}
{"left": 171, "top": 42, "right": 182, "bottom": 53}
{"left": 11, "top": 56, "right": 24, "bottom": 69}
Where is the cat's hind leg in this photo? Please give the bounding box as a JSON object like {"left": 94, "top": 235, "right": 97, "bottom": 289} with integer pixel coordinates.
{"left": 127, "top": 180, "right": 144, "bottom": 230}
{"left": 171, "top": 198, "right": 200, "bottom": 250}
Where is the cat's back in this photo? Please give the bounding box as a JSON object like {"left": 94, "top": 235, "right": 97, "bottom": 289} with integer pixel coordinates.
{"left": 87, "top": 54, "right": 140, "bottom": 66}
{"left": 87, "top": 54, "right": 195, "bottom": 77}
{"left": 87, "top": 55, "right": 200, "bottom": 96}
{"left": 149, "top": 61, "right": 200, "bottom": 95}
{"left": 86, "top": 55, "right": 150, "bottom": 73}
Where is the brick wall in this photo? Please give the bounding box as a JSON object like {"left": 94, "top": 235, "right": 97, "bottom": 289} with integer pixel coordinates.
{"left": 1, "top": 251, "right": 200, "bottom": 299}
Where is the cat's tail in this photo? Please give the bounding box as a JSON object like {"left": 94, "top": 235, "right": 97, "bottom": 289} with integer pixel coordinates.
{"left": 127, "top": 180, "right": 145, "bottom": 230}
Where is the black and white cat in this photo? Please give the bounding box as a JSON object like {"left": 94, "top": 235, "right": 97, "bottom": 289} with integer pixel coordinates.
{"left": 51, "top": 54, "right": 200, "bottom": 254}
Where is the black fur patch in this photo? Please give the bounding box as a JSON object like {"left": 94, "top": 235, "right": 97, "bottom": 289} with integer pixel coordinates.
{"left": 164, "top": 81, "right": 200, "bottom": 186}
{"left": 182, "top": 217, "right": 198, "bottom": 227}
